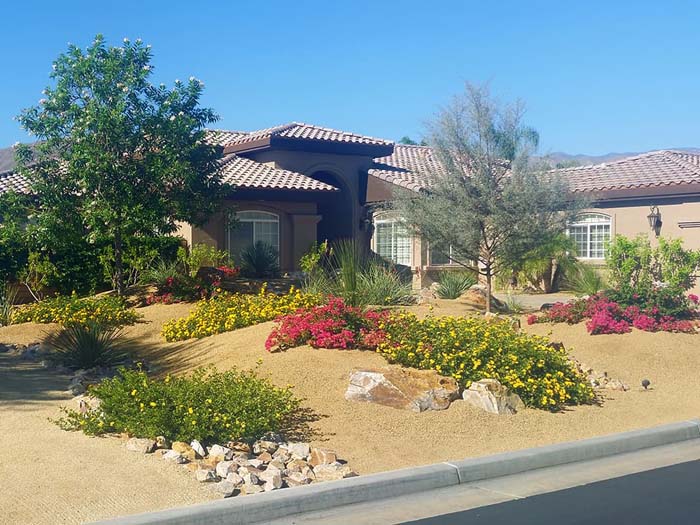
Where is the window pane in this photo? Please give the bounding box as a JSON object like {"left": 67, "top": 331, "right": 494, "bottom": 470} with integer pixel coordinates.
{"left": 375, "top": 223, "right": 394, "bottom": 261}
{"left": 430, "top": 244, "right": 451, "bottom": 265}
{"left": 568, "top": 225, "right": 588, "bottom": 258}
{"left": 374, "top": 220, "right": 411, "bottom": 266}
{"left": 254, "top": 220, "right": 279, "bottom": 251}
{"left": 229, "top": 222, "right": 253, "bottom": 261}
{"left": 394, "top": 223, "right": 411, "bottom": 266}
{"left": 589, "top": 224, "right": 610, "bottom": 259}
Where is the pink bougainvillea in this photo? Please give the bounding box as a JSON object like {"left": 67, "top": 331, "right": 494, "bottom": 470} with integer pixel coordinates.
{"left": 265, "top": 297, "right": 389, "bottom": 352}
{"left": 532, "top": 293, "right": 698, "bottom": 335}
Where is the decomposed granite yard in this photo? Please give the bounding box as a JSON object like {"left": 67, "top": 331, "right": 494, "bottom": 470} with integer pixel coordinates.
{"left": 2, "top": 299, "right": 700, "bottom": 524}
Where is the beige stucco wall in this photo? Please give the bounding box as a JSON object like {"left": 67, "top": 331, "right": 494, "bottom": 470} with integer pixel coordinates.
{"left": 188, "top": 199, "right": 319, "bottom": 272}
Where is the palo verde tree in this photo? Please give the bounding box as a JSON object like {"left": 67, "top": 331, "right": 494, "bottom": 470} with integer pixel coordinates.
{"left": 16, "top": 35, "right": 228, "bottom": 295}
{"left": 393, "top": 84, "right": 582, "bottom": 312}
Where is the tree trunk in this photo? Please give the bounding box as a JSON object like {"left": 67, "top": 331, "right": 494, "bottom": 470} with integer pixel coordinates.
{"left": 485, "top": 267, "right": 492, "bottom": 314}
{"left": 114, "top": 228, "right": 125, "bottom": 297}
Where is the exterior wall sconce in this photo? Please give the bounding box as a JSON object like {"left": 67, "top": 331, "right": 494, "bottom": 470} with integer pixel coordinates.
{"left": 647, "top": 205, "right": 662, "bottom": 237}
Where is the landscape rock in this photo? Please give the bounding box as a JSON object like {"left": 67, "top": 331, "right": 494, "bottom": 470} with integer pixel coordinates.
{"left": 155, "top": 436, "right": 169, "bottom": 449}
{"left": 256, "top": 451, "right": 273, "bottom": 463}
{"left": 284, "top": 471, "right": 312, "bottom": 487}
{"left": 240, "top": 484, "right": 264, "bottom": 495}
{"left": 345, "top": 366, "right": 460, "bottom": 412}
{"left": 312, "top": 463, "right": 357, "bottom": 482}
{"left": 171, "top": 441, "right": 197, "bottom": 461}
{"left": 462, "top": 378, "right": 525, "bottom": 415}
{"left": 215, "top": 460, "right": 237, "bottom": 478}
{"left": 213, "top": 481, "right": 238, "bottom": 497}
{"left": 285, "top": 458, "right": 309, "bottom": 472}
{"left": 209, "top": 444, "right": 233, "bottom": 460}
{"left": 240, "top": 471, "right": 259, "bottom": 485}
{"left": 253, "top": 440, "right": 278, "bottom": 455}
{"left": 225, "top": 472, "right": 244, "bottom": 486}
{"left": 309, "top": 448, "right": 337, "bottom": 467}
{"left": 190, "top": 439, "right": 206, "bottom": 458}
{"left": 458, "top": 284, "right": 505, "bottom": 310}
{"left": 484, "top": 312, "right": 521, "bottom": 331}
{"left": 228, "top": 441, "right": 252, "bottom": 454}
{"left": 285, "top": 442, "right": 310, "bottom": 459}
{"left": 194, "top": 468, "right": 216, "bottom": 482}
{"left": 126, "top": 437, "right": 156, "bottom": 454}
{"left": 162, "top": 450, "right": 188, "bottom": 464}
{"left": 259, "top": 469, "right": 283, "bottom": 491}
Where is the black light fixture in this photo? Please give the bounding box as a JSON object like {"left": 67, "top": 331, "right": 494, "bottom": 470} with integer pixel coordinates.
{"left": 647, "top": 205, "right": 662, "bottom": 237}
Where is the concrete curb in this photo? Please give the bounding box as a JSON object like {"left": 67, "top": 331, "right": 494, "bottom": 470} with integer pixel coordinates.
{"left": 93, "top": 419, "right": 700, "bottom": 525}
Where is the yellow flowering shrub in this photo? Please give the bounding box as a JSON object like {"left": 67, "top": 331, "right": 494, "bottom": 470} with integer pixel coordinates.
{"left": 377, "top": 312, "right": 595, "bottom": 410}
{"left": 12, "top": 293, "right": 140, "bottom": 327}
{"left": 161, "top": 285, "right": 322, "bottom": 341}
{"left": 53, "top": 366, "right": 300, "bottom": 443}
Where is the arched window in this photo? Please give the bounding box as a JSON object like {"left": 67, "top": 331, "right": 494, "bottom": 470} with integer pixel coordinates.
{"left": 227, "top": 210, "right": 280, "bottom": 260}
{"left": 372, "top": 215, "right": 412, "bottom": 266}
{"left": 567, "top": 213, "right": 611, "bottom": 259}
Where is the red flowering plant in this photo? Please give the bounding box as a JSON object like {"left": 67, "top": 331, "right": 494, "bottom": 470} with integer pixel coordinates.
{"left": 145, "top": 264, "right": 240, "bottom": 305}
{"left": 265, "top": 297, "right": 389, "bottom": 352}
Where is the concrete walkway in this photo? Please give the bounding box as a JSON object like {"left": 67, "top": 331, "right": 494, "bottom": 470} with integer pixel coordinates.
{"left": 266, "top": 439, "right": 700, "bottom": 524}
{"left": 0, "top": 352, "right": 216, "bottom": 525}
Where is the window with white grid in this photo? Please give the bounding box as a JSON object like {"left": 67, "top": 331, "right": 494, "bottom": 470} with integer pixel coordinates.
{"left": 373, "top": 217, "right": 412, "bottom": 266}
{"left": 567, "top": 213, "right": 611, "bottom": 259}
{"left": 227, "top": 210, "right": 280, "bottom": 261}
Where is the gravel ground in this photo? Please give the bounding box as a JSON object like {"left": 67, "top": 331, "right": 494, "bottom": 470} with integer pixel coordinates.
{"left": 1, "top": 299, "right": 699, "bottom": 523}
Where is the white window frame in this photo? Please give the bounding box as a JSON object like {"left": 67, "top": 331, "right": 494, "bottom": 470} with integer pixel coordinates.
{"left": 567, "top": 213, "right": 612, "bottom": 260}
{"left": 428, "top": 243, "right": 460, "bottom": 266}
{"left": 226, "top": 210, "right": 280, "bottom": 256}
{"left": 372, "top": 215, "right": 413, "bottom": 266}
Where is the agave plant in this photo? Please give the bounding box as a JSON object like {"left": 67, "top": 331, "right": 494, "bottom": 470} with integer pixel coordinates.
{"left": 566, "top": 263, "right": 608, "bottom": 296}
{"left": 45, "top": 322, "right": 132, "bottom": 369}
{"left": 240, "top": 241, "right": 280, "bottom": 278}
{"left": 436, "top": 271, "right": 477, "bottom": 299}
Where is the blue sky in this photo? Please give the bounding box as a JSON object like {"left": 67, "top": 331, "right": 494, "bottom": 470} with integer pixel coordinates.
{"left": 1, "top": 1, "right": 698, "bottom": 155}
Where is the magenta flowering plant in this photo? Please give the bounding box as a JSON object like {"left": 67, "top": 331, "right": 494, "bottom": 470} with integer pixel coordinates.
{"left": 265, "top": 297, "right": 389, "bottom": 352}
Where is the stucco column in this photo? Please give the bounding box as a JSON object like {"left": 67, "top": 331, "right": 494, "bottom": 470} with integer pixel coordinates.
{"left": 291, "top": 214, "right": 322, "bottom": 270}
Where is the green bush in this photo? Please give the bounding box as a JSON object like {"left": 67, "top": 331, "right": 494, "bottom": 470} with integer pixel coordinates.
{"left": 54, "top": 366, "right": 301, "bottom": 443}
{"left": 178, "top": 243, "right": 232, "bottom": 278}
{"left": 12, "top": 293, "right": 140, "bottom": 327}
{"left": 436, "top": 271, "right": 477, "bottom": 299}
{"left": 45, "top": 322, "right": 131, "bottom": 369}
{"left": 241, "top": 241, "right": 280, "bottom": 278}
{"left": 377, "top": 312, "right": 595, "bottom": 410}
{"left": 357, "top": 262, "right": 414, "bottom": 306}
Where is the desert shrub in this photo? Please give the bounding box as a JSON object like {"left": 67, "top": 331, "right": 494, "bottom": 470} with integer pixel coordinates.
{"left": 528, "top": 293, "right": 698, "bottom": 334}
{"left": 0, "top": 280, "right": 18, "bottom": 326}
{"left": 357, "top": 262, "right": 414, "bottom": 306}
{"left": 301, "top": 239, "right": 414, "bottom": 307}
{"left": 266, "top": 297, "right": 389, "bottom": 351}
{"left": 45, "top": 322, "right": 131, "bottom": 369}
{"left": 565, "top": 263, "right": 607, "bottom": 296}
{"left": 436, "top": 271, "right": 477, "bottom": 299}
{"left": 377, "top": 312, "right": 595, "bottom": 410}
{"left": 54, "top": 366, "right": 300, "bottom": 443}
{"left": 12, "top": 293, "right": 140, "bottom": 327}
{"left": 241, "top": 241, "right": 280, "bottom": 278}
{"left": 161, "top": 285, "right": 321, "bottom": 341}
{"left": 177, "top": 243, "right": 232, "bottom": 278}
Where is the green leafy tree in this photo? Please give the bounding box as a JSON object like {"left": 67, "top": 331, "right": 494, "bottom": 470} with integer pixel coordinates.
{"left": 393, "top": 84, "right": 582, "bottom": 311}
{"left": 16, "top": 35, "right": 228, "bottom": 295}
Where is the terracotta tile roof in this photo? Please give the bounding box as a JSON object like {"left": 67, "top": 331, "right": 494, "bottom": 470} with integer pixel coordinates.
{"left": 218, "top": 154, "right": 337, "bottom": 192}
{"left": 368, "top": 144, "right": 445, "bottom": 191}
{"left": 555, "top": 150, "right": 700, "bottom": 193}
{"left": 204, "top": 129, "right": 248, "bottom": 146}
{"left": 223, "top": 122, "right": 394, "bottom": 148}
{"left": 0, "top": 169, "right": 31, "bottom": 194}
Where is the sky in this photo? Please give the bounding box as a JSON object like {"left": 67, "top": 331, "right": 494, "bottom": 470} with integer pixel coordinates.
{"left": 1, "top": 0, "right": 698, "bottom": 155}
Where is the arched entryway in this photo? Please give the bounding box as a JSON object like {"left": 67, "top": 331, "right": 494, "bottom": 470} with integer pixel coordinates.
{"left": 310, "top": 170, "right": 355, "bottom": 243}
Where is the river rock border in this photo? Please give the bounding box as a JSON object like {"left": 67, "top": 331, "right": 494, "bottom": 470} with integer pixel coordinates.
{"left": 126, "top": 435, "right": 357, "bottom": 498}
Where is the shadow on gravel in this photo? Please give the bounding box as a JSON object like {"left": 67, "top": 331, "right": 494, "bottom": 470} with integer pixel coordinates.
{"left": 0, "top": 353, "right": 71, "bottom": 407}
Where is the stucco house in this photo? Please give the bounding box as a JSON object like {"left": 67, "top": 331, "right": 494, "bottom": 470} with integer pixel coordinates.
{"left": 2, "top": 123, "right": 699, "bottom": 290}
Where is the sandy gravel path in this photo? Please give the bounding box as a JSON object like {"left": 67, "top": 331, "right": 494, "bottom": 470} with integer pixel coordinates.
{"left": 0, "top": 350, "right": 216, "bottom": 525}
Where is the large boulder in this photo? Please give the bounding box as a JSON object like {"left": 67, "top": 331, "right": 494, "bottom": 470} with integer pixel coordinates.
{"left": 462, "top": 378, "right": 525, "bottom": 415}
{"left": 345, "top": 367, "right": 460, "bottom": 412}
{"left": 458, "top": 284, "right": 505, "bottom": 310}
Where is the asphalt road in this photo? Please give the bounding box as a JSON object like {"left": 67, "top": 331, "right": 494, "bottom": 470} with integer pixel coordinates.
{"left": 406, "top": 459, "right": 700, "bottom": 525}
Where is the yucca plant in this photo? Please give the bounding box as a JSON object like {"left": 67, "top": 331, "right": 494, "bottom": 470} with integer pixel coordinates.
{"left": 241, "top": 241, "right": 280, "bottom": 278}
{"left": 436, "top": 271, "right": 477, "bottom": 299}
{"left": 358, "top": 260, "right": 415, "bottom": 306}
{"left": 45, "top": 322, "right": 132, "bottom": 369}
{"left": 0, "top": 281, "right": 19, "bottom": 326}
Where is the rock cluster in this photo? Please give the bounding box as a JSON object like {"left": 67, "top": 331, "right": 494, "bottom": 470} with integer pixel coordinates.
{"left": 462, "top": 378, "right": 525, "bottom": 415}
{"left": 572, "top": 359, "right": 629, "bottom": 391}
{"left": 458, "top": 284, "right": 506, "bottom": 310}
{"left": 126, "top": 434, "right": 356, "bottom": 498}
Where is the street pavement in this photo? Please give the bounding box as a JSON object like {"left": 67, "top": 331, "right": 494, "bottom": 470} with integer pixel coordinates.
{"left": 408, "top": 459, "right": 700, "bottom": 524}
